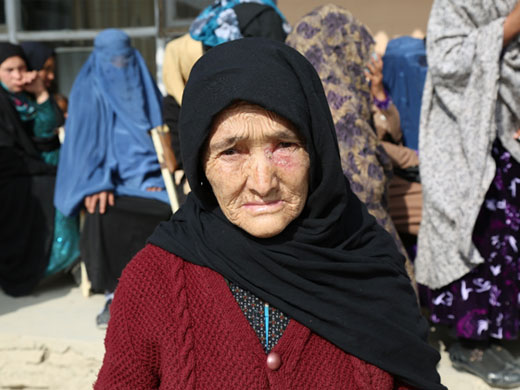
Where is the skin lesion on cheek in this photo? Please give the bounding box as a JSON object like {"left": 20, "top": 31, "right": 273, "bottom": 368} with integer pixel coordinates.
{"left": 271, "top": 147, "right": 310, "bottom": 172}
{"left": 270, "top": 151, "right": 294, "bottom": 167}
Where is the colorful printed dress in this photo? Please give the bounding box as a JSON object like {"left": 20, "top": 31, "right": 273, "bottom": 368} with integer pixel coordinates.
{"left": 425, "top": 139, "right": 520, "bottom": 340}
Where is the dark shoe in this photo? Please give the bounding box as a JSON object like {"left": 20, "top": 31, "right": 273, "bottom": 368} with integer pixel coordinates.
{"left": 490, "top": 343, "right": 520, "bottom": 366}
{"left": 449, "top": 342, "right": 520, "bottom": 388}
{"left": 96, "top": 298, "right": 112, "bottom": 329}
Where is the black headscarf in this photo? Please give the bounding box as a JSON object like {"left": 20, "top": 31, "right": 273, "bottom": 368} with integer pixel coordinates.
{"left": 20, "top": 41, "right": 54, "bottom": 71}
{"left": 149, "top": 38, "right": 444, "bottom": 389}
{"left": 235, "top": 3, "right": 287, "bottom": 42}
{"left": 0, "top": 42, "right": 26, "bottom": 66}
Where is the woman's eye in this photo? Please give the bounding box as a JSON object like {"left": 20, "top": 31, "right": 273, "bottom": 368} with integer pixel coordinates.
{"left": 221, "top": 148, "right": 237, "bottom": 156}
{"left": 278, "top": 142, "right": 296, "bottom": 149}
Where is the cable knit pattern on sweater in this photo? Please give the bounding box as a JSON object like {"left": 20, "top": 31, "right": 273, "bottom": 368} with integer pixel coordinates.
{"left": 94, "top": 244, "right": 412, "bottom": 389}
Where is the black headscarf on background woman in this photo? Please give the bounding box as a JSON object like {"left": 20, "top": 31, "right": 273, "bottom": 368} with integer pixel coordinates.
{"left": 20, "top": 41, "right": 54, "bottom": 71}
{"left": 149, "top": 38, "right": 444, "bottom": 389}
{"left": 0, "top": 42, "right": 26, "bottom": 65}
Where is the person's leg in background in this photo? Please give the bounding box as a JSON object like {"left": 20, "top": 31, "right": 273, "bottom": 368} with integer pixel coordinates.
{"left": 80, "top": 196, "right": 171, "bottom": 328}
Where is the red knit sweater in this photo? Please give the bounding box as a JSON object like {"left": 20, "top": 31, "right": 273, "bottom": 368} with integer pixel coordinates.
{"left": 95, "top": 244, "right": 412, "bottom": 389}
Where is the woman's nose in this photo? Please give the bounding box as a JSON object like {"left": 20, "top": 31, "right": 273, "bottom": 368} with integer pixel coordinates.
{"left": 248, "top": 151, "right": 277, "bottom": 196}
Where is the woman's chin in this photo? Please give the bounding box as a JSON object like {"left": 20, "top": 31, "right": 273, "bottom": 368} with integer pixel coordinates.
{"left": 237, "top": 216, "right": 290, "bottom": 239}
{"left": 10, "top": 85, "right": 24, "bottom": 93}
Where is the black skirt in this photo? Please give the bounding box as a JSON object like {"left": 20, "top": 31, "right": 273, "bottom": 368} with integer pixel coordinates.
{"left": 0, "top": 174, "right": 55, "bottom": 296}
{"left": 80, "top": 196, "right": 172, "bottom": 292}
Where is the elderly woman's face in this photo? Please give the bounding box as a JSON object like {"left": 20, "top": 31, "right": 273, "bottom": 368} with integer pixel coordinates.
{"left": 204, "top": 104, "right": 310, "bottom": 238}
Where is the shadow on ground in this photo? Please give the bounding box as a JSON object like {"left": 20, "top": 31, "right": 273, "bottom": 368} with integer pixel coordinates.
{"left": 0, "top": 273, "right": 76, "bottom": 316}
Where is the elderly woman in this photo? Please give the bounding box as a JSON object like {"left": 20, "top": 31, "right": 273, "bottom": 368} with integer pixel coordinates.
{"left": 94, "top": 38, "right": 444, "bottom": 389}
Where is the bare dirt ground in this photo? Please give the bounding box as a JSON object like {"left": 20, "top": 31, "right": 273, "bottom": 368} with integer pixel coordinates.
{"left": 0, "top": 277, "right": 105, "bottom": 390}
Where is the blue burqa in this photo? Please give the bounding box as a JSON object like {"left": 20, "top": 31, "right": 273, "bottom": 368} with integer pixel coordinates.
{"left": 55, "top": 29, "right": 168, "bottom": 217}
{"left": 382, "top": 37, "right": 427, "bottom": 151}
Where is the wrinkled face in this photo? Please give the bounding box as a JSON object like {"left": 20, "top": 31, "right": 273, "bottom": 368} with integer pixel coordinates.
{"left": 0, "top": 56, "right": 27, "bottom": 93}
{"left": 39, "top": 56, "right": 55, "bottom": 89}
{"left": 203, "top": 103, "right": 310, "bottom": 238}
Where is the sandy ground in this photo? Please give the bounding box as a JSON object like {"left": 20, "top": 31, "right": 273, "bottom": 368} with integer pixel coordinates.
{"left": 2, "top": 276, "right": 520, "bottom": 389}
{"left": 0, "top": 277, "right": 105, "bottom": 390}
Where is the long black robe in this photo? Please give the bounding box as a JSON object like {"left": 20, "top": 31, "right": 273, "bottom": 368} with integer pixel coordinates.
{"left": 0, "top": 87, "right": 56, "bottom": 296}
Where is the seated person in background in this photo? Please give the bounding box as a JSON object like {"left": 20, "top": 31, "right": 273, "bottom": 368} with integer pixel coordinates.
{"left": 0, "top": 42, "right": 79, "bottom": 297}
{"left": 94, "top": 37, "right": 445, "bottom": 390}
{"left": 162, "top": 33, "right": 202, "bottom": 115}
{"left": 365, "top": 52, "right": 422, "bottom": 238}
{"left": 54, "top": 29, "right": 171, "bottom": 328}
{"left": 162, "top": 32, "right": 200, "bottom": 172}
{"left": 20, "top": 41, "right": 81, "bottom": 276}
{"left": 286, "top": 4, "right": 415, "bottom": 281}
{"left": 162, "top": 0, "right": 290, "bottom": 171}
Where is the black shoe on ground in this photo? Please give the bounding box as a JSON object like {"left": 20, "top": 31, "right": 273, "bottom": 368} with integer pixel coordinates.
{"left": 96, "top": 298, "right": 112, "bottom": 329}
{"left": 449, "top": 341, "right": 520, "bottom": 388}
{"left": 490, "top": 343, "right": 520, "bottom": 366}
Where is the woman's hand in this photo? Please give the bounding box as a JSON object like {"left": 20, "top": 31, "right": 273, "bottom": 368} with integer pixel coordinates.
{"left": 364, "top": 53, "right": 387, "bottom": 102}
{"left": 504, "top": 0, "right": 520, "bottom": 46}
{"left": 22, "top": 71, "right": 49, "bottom": 104}
{"left": 84, "top": 191, "right": 115, "bottom": 214}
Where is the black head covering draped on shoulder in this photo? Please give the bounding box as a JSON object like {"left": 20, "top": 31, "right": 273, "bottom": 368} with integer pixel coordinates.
{"left": 148, "top": 38, "right": 444, "bottom": 389}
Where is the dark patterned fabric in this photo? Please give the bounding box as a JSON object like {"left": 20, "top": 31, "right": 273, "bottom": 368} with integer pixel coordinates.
{"left": 285, "top": 4, "right": 411, "bottom": 271}
{"left": 424, "top": 139, "right": 520, "bottom": 340}
{"left": 228, "top": 281, "right": 289, "bottom": 352}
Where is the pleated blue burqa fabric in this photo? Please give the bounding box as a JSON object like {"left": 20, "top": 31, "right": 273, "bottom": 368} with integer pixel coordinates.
{"left": 55, "top": 29, "right": 168, "bottom": 217}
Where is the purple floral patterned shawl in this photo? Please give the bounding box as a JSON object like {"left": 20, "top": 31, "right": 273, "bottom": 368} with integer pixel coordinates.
{"left": 286, "top": 4, "right": 411, "bottom": 271}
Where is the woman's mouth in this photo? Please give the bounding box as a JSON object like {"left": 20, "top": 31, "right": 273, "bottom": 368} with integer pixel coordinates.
{"left": 243, "top": 200, "right": 283, "bottom": 214}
